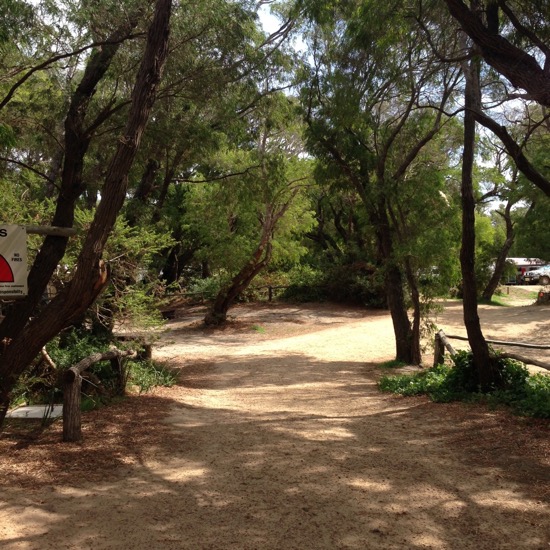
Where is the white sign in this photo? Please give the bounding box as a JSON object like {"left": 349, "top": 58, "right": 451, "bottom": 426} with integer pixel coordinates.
{"left": 0, "top": 225, "right": 28, "bottom": 298}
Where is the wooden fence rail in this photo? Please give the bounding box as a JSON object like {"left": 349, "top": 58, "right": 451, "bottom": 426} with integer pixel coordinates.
{"left": 433, "top": 330, "right": 550, "bottom": 372}
{"left": 63, "top": 348, "right": 135, "bottom": 442}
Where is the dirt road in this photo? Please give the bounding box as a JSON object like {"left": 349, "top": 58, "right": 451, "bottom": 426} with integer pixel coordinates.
{"left": 0, "top": 298, "right": 549, "bottom": 549}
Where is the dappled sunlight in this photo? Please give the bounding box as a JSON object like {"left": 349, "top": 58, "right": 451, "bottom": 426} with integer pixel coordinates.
{"left": 347, "top": 478, "right": 392, "bottom": 492}
{"left": 2, "top": 303, "right": 548, "bottom": 549}
{"left": 272, "top": 423, "right": 357, "bottom": 442}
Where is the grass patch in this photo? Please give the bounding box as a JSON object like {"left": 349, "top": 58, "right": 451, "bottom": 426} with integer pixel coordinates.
{"left": 251, "top": 324, "right": 266, "bottom": 333}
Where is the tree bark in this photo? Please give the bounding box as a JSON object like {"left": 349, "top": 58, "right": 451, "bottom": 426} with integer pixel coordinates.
{"left": 375, "top": 204, "right": 416, "bottom": 364}
{"left": 0, "top": 0, "right": 172, "bottom": 429}
{"left": 204, "top": 234, "right": 273, "bottom": 326}
{"left": 460, "top": 38, "right": 500, "bottom": 390}
{"left": 0, "top": 14, "right": 142, "bottom": 344}
{"left": 444, "top": 0, "right": 550, "bottom": 107}
{"left": 481, "top": 201, "right": 515, "bottom": 301}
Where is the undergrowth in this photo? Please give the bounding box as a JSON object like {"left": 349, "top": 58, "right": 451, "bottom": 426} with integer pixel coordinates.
{"left": 11, "top": 327, "right": 176, "bottom": 410}
{"left": 379, "top": 350, "right": 550, "bottom": 418}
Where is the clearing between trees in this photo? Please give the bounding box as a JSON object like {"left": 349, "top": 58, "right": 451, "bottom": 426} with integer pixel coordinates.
{"left": 0, "top": 297, "right": 549, "bottom": 549}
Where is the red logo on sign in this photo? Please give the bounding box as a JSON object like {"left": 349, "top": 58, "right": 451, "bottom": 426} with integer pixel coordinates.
{"left": 0, "top": 255, "right": 14, "bottom": 282}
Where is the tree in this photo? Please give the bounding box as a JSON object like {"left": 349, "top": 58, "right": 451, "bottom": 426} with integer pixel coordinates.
{"left": 458, "top": 21, "right": 503, "bottom": 389}
{"left": 441, "top": 0, "right": 550, "bottom": 198}
{"left": 418, "top": 0, "right": 550, "bottom": 386}
{"left": 187, "top": 94, "right": 315, "bottom": 326}
{"left": 0, "top": 0, "right": 172, "bottom": 428}
{"left": 300, "top": 1, "right": 461, "bottom": 363}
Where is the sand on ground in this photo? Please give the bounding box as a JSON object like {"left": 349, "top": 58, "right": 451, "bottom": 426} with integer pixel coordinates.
{"left": 0, "top": 289, "right": 549, "bottom": 549}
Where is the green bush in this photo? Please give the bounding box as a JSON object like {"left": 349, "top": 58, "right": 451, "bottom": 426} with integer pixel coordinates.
{"left": 185, "top": 275, "right": 225, "bottom": 301}
{"left": 128, "top": 360, "right": 176, "bottom": 393}
{"left": 513, "top": 374, "right": 550, "bottom": 418}
{"left": 11, "top": 328, "right": 176, "bottom": 408}
{"left": 48, "top": 328, "right": 111, "bottom": 370}
{"left": 378, "top": 351, "right": 550, "bottom": 418}
{"left": 279, "top": 265, "right": 326, "bottom": 302}
{"left": 280, "top": 263, "right": 386, "bottom": 307}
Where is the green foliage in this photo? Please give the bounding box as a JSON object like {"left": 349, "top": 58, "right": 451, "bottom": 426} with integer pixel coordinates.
{"left": 280, "top": 262, "right": 386, "bottom": 306}
{"left": 379, "top": 359, "right": 408, "bottom": 369}
{"left": 514, "top": 194, "right": 550, "bottom": 260}
{"left": 48, "top": 328, "right": 111, "bottom": 370}
{"left": 62, "top": 209, "right": 174, "bottom": 331}
{"left": 186, "top": 275, "right": 226, "bottom": 301}
{"left": 379, "top": 351, "right": 550, "bottom": 418}
{"left": 378, "top": 363, "right": 453, "bottom": 399}
{"left": 128, "top": 360, "right": 176, "bottom": 394}
{"left": 11, "top": 326, "right": 176, "bottom": 407}
{"left": 322, "top": 265, "right": 385, "bottom": 307}
{"left": 279, "top": 265, "right": 326, "bottom": 302}
{"left": 514, "top": 375, "right": 550, "bottom": 418}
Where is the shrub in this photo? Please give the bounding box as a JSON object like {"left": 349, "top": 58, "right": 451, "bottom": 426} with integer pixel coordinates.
{"left": 378, "top": 351, "right": 549, "bottom": 418}
{"left": 513, "top": 374, "right": 550, "bottom": 418}
{"left": 11, "top": 328, "right": 176, "bottom": 408}
{"left": 185, "top": 275, "right": 225, "bottom": 302}
{"left": 128, "top": 360, "right": 176, "bottom": 393}
{"left": 279, "top": 265, "right": 326, "bottom": 302}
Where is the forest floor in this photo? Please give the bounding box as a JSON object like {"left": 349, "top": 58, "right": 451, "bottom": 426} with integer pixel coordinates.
{"left": 0, "top": 286, "right": 549, "bottom": 549}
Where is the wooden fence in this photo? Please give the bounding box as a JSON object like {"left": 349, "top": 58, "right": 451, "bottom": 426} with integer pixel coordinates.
{"left": 433, "top": 330, "right": 550, "bottom": 371}
{"left": 63, "top": 348, "right": 135, "bottom": 442}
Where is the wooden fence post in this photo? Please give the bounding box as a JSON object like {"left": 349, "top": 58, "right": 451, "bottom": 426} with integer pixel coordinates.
{"left": 433, "top": 332, "right": 444, "bottom": 367}
{"left": 63, "top": 367, "right": 83, "bottom": 442}
{"left": 62, "top": 348, "right": 135, "bottom": 442}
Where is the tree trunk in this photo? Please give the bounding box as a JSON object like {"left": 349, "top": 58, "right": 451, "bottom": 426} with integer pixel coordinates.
{"left": 385, "top": 262, "right": 416, "bottom": 364}
{"left": 0, "top": 14, "right": 142, "bottom": 345}
{"left": 204, "top": 241, "right": 272, "bottom": 326}
{"left": 481, "top": 201, "right": 515, "bottom": 301}
{"left": 404, "top": 257, "right": 422, "bottom": 365}
{"left": 460, "top": 42, "right": 500, "bottom": 390}
{"left": 375, "top": 206, "right": 416, "bottom": 364}
{"left": 0, "top": 0, "right": 172, "bottom": 430}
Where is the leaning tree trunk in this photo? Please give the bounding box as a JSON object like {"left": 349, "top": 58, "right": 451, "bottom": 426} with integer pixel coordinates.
{"left": 204, "top": 241, "right": 273, "bottom": 327}
{"left": 204, "top": 193, "right": 296, "bottom": 327}
{"left": 0, "top": 0, "right": 172, "bottom": 428}
{"left": 481, "top": 201, "right": 515, "bottom": 301}
{"left": 0, "top": 13, "right": 143, "bottom": 345}
{"left": 460, "top": 44, "right": 500, "bottom": 391}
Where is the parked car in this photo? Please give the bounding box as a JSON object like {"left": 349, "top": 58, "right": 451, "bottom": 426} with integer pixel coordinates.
{"left": 523, "top": 265, "right": 550, "bottom": 285}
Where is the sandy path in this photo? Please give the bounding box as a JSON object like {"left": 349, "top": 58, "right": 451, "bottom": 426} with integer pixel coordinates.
{"left": 0, "top": 300, "right": 549, "bottom": 549}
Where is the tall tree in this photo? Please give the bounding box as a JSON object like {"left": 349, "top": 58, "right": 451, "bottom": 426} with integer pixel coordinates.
{"left": 300, "top": 1, "right": 460, "bottom": 363}
{"left": 0, "top": 0, "right": 172, "bottom": 427}
{"left": 459, "top": 31, "right": 501, "bottom": 389}
{"left": 189, "top": 94, "right": 315, "bottom": 326}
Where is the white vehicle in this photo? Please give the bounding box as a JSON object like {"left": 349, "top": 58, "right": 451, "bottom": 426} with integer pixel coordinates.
{"left": 523, "top": 265, "right": 550, "bottom": 285}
